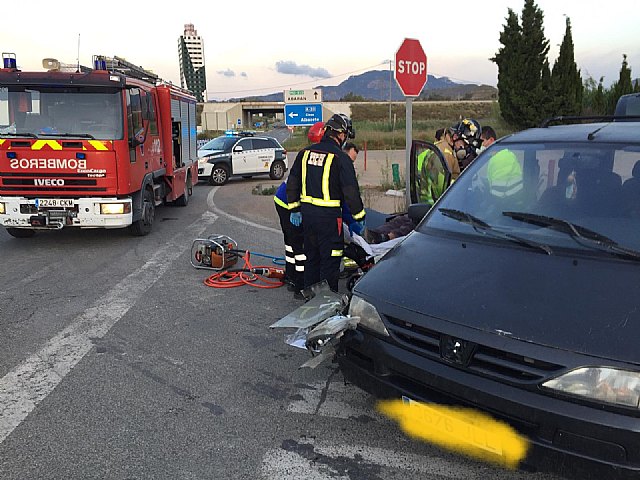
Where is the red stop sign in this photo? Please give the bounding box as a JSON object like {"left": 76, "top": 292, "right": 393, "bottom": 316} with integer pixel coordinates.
{"left": 394, "top": 38, "right": 428, "bottom": 97}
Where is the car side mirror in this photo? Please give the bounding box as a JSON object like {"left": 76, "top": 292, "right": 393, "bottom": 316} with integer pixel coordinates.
{"left": 408, "top": 203, "right": 432, "bottom": 225}
{"left": 233, "top": 145, "right": 243, "bottom": 153}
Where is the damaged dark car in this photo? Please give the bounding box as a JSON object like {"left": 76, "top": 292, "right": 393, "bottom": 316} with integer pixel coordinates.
{"left": 338, "top": 119, "right": 640, "bottom": 479}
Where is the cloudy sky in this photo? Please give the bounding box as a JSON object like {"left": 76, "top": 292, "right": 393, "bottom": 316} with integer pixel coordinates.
{"left": 4, "top": 0, "right": 638, "bottom": 100}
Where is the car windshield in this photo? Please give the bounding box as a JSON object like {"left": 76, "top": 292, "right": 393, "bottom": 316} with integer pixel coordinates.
{"left": 422, "top": 141, "right": 640, "bottom": 252}
{"left": 201, "top": 136, "right": 237, "bottom": 151}
{"left": 0, "top": 86, "right": 123, "bottom": 140}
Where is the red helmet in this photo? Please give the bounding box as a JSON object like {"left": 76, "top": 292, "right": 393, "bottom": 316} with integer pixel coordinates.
{"left": 307, "top": 121, "right": 325, "bottom": 143}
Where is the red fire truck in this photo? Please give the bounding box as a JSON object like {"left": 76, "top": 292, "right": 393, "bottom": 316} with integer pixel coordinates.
{"left": 0, "top": 53, "right": 198, "bottom": 237}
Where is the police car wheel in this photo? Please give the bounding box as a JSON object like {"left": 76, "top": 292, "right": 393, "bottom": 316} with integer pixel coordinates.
{"left": 210, "top": 164, "right": 230, "bottom": 186}
{"left": 269, "top": 160, "right": 286, "bottom": 180}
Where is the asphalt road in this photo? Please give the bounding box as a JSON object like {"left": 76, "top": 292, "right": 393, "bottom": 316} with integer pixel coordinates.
{"left": 0, "top": 180, "right": 566, "bottom": 480}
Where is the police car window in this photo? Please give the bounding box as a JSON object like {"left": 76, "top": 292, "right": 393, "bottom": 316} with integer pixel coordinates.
{"left": 237, "top": 138, "right": 253, "bottom": 150}
{"left": 253, "top": 138, "right": 272, "bottom": 150}
{"left": 423, "top": 142, "right": 640, "bottom": 251}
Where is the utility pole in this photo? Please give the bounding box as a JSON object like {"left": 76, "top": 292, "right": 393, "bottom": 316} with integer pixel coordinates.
{"left": 388, "top": 59, "right": 393, "bottom": 125}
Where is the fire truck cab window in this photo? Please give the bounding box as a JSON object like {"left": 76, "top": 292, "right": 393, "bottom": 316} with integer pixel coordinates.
{"left": 126, "top": 88, "right": 144, "bottom": 144}
{"left": 145, "top": 92, "right": 158, "bottom": 136}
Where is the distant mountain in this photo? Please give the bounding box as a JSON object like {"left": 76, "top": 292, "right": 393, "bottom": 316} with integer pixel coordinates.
{"left": 228, "top": 70, "right": 496, "bottom": 102}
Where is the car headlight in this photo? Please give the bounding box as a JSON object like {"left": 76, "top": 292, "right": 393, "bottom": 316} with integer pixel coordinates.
{"left": 543, "top": 367, "right": 640, "bottom": 408}
{"left": 348, "top": 295, "right": 389, "bottom": 336}
{"left": 0, "top": 202, "right": 5, "bottom": 215}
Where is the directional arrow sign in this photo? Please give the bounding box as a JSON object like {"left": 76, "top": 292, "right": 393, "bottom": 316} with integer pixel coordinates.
{"left": 284, "top": 89, "right": 323, "bottom": 104}
{"left": 284, "top": 103, "right": 323, "bottom": 127}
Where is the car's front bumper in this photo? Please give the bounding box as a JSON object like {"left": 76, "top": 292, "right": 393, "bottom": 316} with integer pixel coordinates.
{"left": 337, "top": 330, "right": 640, "bottom": 480}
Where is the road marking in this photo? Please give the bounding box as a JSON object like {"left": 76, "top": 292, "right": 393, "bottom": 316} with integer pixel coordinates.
{"left": 0, "top": 213, "right": 217, "bottom": 444}
{"left": 261, "top": 439, "right": 481, "bottom": 479}
{"left": 287, "top": 379, "right": 383, "bottom": 420}
{"left": 207, "top": 186, "right": 281, "bottom": 235}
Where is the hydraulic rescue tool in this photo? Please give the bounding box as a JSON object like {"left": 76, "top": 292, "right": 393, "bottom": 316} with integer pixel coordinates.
{"left": 191, "top": 234, "right": 285, "bottom": 289}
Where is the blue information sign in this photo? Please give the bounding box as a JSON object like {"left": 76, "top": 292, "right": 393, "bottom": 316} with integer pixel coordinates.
{"left": 284, "top": 103, "right": 323, "bottom": 127}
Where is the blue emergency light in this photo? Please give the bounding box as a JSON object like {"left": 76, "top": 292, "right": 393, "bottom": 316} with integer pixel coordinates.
{"left": 93, "top": 55, "right": 107, "bottom": 71}
{"left": 2, "top": 53, "right": 17, "bottom": 69}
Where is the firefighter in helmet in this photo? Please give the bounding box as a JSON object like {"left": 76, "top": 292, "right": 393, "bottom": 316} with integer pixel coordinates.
{"left": 452, "top": 118, "right": 482, "bottom": 171}
{"left": 287, "top": 113, "right": 365, "bottom": 292}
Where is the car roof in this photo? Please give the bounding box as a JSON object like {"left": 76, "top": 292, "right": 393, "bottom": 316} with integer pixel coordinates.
{"left": 499, "top": 121, "right": 640, "bottom": 145}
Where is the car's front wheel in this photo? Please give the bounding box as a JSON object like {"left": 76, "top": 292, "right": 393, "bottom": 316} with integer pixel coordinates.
{"left": 209, "top": 164, "right": 230, "bottom": 186}
{"left": 269, "top": 160, "right": 286, "bottom": 180}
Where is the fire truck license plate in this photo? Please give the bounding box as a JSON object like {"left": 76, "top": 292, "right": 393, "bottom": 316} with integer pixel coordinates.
{"left": 36, "top": 199, "right": 74, "bottom": 208}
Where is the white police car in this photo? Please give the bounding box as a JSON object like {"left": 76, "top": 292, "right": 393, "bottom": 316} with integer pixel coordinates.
{"left": 197, "top": 132, "right": 287, "bottom": 185}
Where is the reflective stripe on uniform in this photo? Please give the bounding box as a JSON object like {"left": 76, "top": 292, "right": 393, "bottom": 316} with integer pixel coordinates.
{"left": 331, "top": 249, "right": 343, "bottom": 257}
{"left": 274, "top": 196, "right": 301, "bottom": 210}
{"left": 286, "top": 256, "right": 295, "bottom": 264}
{"left": 285, "top": 245, "right": 293, "bottom": 253}
{"left": 301, "top": 150, "right": 310, "bottom": 199}
{"left": 300, "top": 151, "right": 341, "bottom": 207}
{"left": 294, "top": 254, "right": 306, "bottom": 261}
{"left": 321, "top": 153, "right": 335, "bottom": 203}
{"left": 300, "top": 196, "right": 341, "bottom": 207}
{"left": 352, "top": 209, "right": 366, "bottom": 220}
{"left": 295, "top": 265, "right": 305, "bottom": 272}
{"left": 274, "top": 196, "right": 289, "bottom": 209}
{"left": 490, "top": 180, "right": 523, "bottom": 198}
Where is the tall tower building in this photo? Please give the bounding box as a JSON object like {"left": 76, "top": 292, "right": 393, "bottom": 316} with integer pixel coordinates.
{"left": 178, "top": 23, "right": 207, "bottom": 102}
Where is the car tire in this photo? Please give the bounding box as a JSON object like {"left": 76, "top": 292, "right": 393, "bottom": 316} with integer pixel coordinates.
{"left": 6, "top": 228, "right": 36, "bottom": 238}
{"left": 175, "top": 173, "right": 192, "bottom": 207}
{"left": 130, "top": 187, "right": 155, "bottom": 236}
{"left": 209, "top": 164, "right": 230, "bottom": 186}
{"left": 269, "top": 160, "right": 286, "bottom": 180}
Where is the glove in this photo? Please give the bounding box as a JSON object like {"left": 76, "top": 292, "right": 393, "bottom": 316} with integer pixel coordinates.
{"left": 349, "top": 220, "right": 365, "bottom": 236}
{"left": 290, "top": 212, "right": 302, "bottom": 227}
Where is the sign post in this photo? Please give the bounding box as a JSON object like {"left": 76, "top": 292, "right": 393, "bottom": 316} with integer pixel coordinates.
{"left": 394, "top": 38, "right": 428, "bottom": 209}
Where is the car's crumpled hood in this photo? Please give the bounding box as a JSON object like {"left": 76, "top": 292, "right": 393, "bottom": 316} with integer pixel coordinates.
{"left": 354, "top": 230, "right": 640, "bottom": 364}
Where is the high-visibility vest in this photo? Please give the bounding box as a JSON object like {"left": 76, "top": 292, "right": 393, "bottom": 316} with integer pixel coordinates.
{"left": 487, "top": 150, "right": 523, "bottom": 198}
{"left": 417, "top": 150, "right": 446, "bottom": 205}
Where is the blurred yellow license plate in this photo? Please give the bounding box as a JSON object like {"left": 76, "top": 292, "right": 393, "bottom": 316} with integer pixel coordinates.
{"left": 402, "top": 396, "right": 503, "bottom": 455}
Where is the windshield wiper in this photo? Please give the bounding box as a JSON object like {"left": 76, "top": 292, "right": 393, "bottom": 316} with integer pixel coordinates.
{"left": 1, "top": 132, "right": 37, "bottom": 138}
{"left": 502, "top": 211, "right": 640, "bottom": 261}
{"left": 39, "top": 132, "right": 96, "bottom": 139}
{"left": 439, "top": 208, "right": 553, "bottom": 255}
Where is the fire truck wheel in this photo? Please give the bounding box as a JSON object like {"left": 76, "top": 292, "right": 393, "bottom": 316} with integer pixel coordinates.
{"left": 175, "top": 174, "right": 192, "bottom": 207}
{"left": 130, "top": 188, "right": 155, "bottom": 236}
{"left": 6, "top": 228, "right": 36, "bottom": 238}
{"left": 269, "top": 160, "right": 286, "bottom": 180}
{"left": 209, "top": 164, "right": 230, "bottom": 186}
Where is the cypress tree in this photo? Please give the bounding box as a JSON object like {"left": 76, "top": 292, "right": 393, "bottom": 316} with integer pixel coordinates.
{"left": 493, "top": 0, "right": 553, "bottom": 128}
{"left": 608, "top": 54, "right": 634, "bottom": 113}
{"left": 492, "top": 9, "right": 522, "bottom": 126}
{"left": 551, "top": 17, "right": 583, "bottom": 116}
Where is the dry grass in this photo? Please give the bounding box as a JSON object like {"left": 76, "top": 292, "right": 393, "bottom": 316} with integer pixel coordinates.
{"left": 284, "top": 101, "right": 516, "bottom": 151}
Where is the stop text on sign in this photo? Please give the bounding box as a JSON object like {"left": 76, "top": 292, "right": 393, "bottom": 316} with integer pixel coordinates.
{"left": 397, "top": 60, "right": 426, "bottom": 75}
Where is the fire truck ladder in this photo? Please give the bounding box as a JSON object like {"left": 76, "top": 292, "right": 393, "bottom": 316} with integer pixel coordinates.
{"left": 93, "top": 55, "right": 159, "bottom": 83}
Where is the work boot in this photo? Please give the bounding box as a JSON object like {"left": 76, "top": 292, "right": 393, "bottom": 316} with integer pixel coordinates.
{"left": 293, "top": 290, "right": 306, "bottom": 300}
